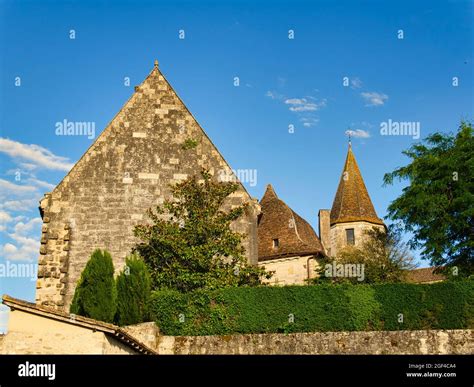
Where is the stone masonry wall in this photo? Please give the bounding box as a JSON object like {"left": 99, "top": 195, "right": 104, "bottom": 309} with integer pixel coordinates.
{"left": 258, "top": 255, "right": 318, "bottom": 285}
{"left": 153, "top": 330, "right": 473, "bottom": 355}
{"left": 330, "top": 221, "right": 385, "bottom": 258}
{"left": 0, "top": 309, "right": 135, "bottom": 355}
{"left": 36, "top": 64, "right": 259, "bottom": 310}
{"left": 318, "top": 209, "right": 330, "bottom": 255}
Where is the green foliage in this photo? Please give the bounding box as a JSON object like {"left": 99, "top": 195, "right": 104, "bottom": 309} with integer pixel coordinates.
{"left": 181, "top": 138, "right": 199, "bottom": 150}
{"left": 115, "top": 253, "right": 152, "bottom": 326}
{"left": 134, "top": 169, "right": 271, "bottom": 292}
{"left": 374, "top": 280, "right": 474, "bottom": 330}
{"left": 314, "top": 226, "right": 416, "bottom": 284}
{"left": 149, "top": 289, "right": 234, "bottom": 335}
{"left": 70, "top": 249, "right": 116, "bottom": 323}
{"left": 383, "top": 121, "right": 474, "bottom": 275}
{"left": 150, "top": 280, "right": 473, "bottom": 336}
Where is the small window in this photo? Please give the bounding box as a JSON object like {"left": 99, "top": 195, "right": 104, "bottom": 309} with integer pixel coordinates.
{"left": 346, "top": 228, "right": 355, "bottom": 245}
{"left": 272, "top": 238, "right": 280, "bottom": 248}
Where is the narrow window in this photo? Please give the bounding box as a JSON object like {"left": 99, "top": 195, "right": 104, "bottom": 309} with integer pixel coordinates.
{"left": 272, "top": 238, "right": 280, "bottom": 248}
{"left": 346, "top": 228, "right": 355, "bottom": 245}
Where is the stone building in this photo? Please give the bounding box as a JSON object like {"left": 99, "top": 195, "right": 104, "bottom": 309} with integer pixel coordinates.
{"left": 318, "top": 143, "right": 385, "bottom": 257}
{"left": 36, "top": 61, "right": 260, "bottom": 310}
{"left": 257, "top": 143, "right": 385, "bottom": 284}
{"left": 35, "top": 60, "right": 387, "bottom": 305}
{"left": 257, "top": 185, "right": 325, "bottom": 285}
{"left": 1, "top": 295, "right": 156, "bottom": 354}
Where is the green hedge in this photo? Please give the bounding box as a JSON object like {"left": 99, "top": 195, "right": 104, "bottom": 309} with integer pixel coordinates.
{"left": 149, "top": 280, "right": 474, "bottom": 336}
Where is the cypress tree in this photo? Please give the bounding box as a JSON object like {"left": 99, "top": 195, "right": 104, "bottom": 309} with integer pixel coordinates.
{"left": 115, "top": 253, "right": 151, "bottom": 326}
{"left": 70, "top": 249, "right": 116, "bottom": 323}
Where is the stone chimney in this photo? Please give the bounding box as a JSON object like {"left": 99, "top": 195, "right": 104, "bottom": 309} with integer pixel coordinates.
{"left": 318, "top": 209, "right": 331, "bottom": 255}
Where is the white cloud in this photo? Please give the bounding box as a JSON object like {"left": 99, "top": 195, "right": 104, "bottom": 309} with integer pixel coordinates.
{"left": 0, "top": 179, "right": 37, "bottom": 195}
{"left": 26, "top": 178, "right": 55, "bottom": 190}
{"left": 361, "top": 92, "right": 388, "bottom": 107}
{"left": 0, "top": 199, "right": 38, "bottom": 212}
{"left": 13, "top": 217, "right": 42, "bottom": 234}
{"left": 19, "top": 162, "right": 38, "bottom": 171}
{"left": 266, "top": 89, "right": 326, "bottom": 125}
{"left": 351, "top": 77, "right": 363, "bottom": 89}
{"left": 0, "top": 210, "right": 12, "bottom": 224}
{"left": 285, "top": 98, "right": 327, "bottom": 112}
{"left": 300, "top": 117, "right": 320, "bottom": 128}
{"left": 265, "top": 91, "right": 276, "bottom": 99}
{"left": 0, "top": 138, "right": 73, "bottom": 171}
{"left": 3, "top": 243, "right": 17, "bottom": 254}
{"left": 345, "top": 129, "right": 371, "bottom": 139}
{"left": 265, "top": 90, "right": 284, "bottom": 100}
{"left": 3, "top": 234, "right": 40, "bottom": 262}
{"left": 1, "top": 217, "right": 42, "bottom": 261}
{"left": 1, "top": 238, "right": 39, "bottom": 261}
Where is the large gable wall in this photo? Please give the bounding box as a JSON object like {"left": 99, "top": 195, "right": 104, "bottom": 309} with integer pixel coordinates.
{"left": 36, "top": 64, "right": 259, "bottom": 310}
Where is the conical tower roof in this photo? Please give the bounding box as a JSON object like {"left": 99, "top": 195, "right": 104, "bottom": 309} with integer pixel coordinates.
{"left": 330, "top": 144, "right": 384, "bottom": 226}
{"left": 258, "top": 185, "right": 325, "bottom": 261}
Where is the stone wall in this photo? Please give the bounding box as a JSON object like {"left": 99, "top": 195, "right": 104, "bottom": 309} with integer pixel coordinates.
{"left": 122, "top": 322, "right": 160, "bottom": 350}
{"left": 2, "top": 309, "right": 471, "bottom": 355}
{"left": 258, "top": 255, "right": 318, "bottom": 285}
{"left": 0, "top": 309, "right": 135, "bottom": 354}
{"left": 330, "top": 221, "right": 385, "bottom": 257}
{"left": 36, "top": 64, "right": 260, "bottom": 311}
{"left": 153, "top": 330, "right": 473, "bottom": 355}
{"left": 318, "top": 209, "right": 330, "bottom": 254}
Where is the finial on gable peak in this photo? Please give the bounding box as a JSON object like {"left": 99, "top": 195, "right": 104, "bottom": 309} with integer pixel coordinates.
{"left": 154, "top": 59, "right": 159, "bottom": 69}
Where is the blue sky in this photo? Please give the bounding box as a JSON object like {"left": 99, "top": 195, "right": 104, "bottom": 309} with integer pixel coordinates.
{"left": 0, "top": 0, "right": 472, "bottom": 332}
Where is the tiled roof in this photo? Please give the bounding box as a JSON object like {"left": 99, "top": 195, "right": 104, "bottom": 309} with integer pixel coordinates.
{"left": 405, "top": 267, "right": 446, "bottom": 283}
{"left": 330, "top": 144, "right": 384, "bottom": 226}
{"left": 258, "top": 185, "right": 325, "bottom": 261}
{"left": 1, "top": 295, "right": 157, "bottom": 355}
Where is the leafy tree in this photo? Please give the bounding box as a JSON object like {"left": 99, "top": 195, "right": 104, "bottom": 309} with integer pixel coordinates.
{"left": 115, "top": 253, "right": 152, "bottom": 326}
{"left": 133, "top": 169, "right": 271, "bottom": 292}
{"left": 70, "top": 249, "right": 116, "bottom": 323}
{"left": 314, "top": 226, "right": 416, "bottom": 284}
{"left": 383, "top": 122, "right": 474, "bottom": 276}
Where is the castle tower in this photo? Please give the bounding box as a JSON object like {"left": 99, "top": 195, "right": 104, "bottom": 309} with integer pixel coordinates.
{"left": 35, "top": 61, "right": 260, "bottom": 310}
{"left": 320, "top": 143, "right": 385, "bottom": 257}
